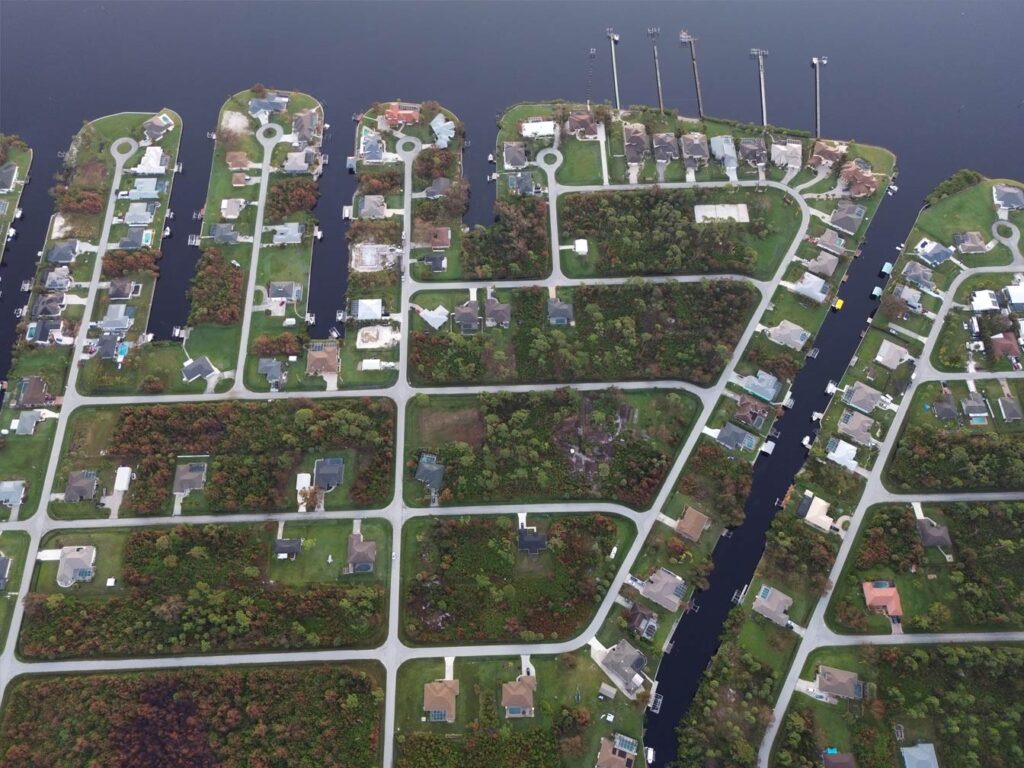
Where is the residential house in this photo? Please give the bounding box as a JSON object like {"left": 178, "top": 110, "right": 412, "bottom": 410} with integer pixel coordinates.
{"left": 838, "top": 409, "right": 876, "bottom": 446}
{"left": 808, "top": 140, "right": 844, "bottom": 169}
{"left": 95, "top": 332, "right": 120, "bottom": 361}
{"left": 875, "top": 339, "right": 911, "bottom": 370}
{"left": 425, "top": 176, "right": 451, "bottom": 199}
{"left": 97, "top": 304, "right": 135, "bottom": 333}
{"left": 291, "top": 108, "right": 319, "bottom": 147}
{"left": 902, "top": 261, "right": 935, "bottom": 291}
{"left": 384, "top": 102, "right": 420, "bottom": 127}
{"left": 796, "top": 491, "right": 835, "bottom": 534}
{"left": 564, "top": 110, "right": 598, "bottom": 140}
{"left": 33, "top": 292, "right": 65, "bottom": 318}
{"left": 520, "top": 119, "right": 556, "bottom": 139}
{"left": 961, "top": 391, "right": 989, "bottom": 422}
{"left": 268, "top": 281, "right": 303, "bottom": 303}
{"left": 507, "top": 172, "right": 540, "bottom": 196}
{"left": 739, "top": 369, "right": 783, "bottom": 403}
{"left": 359, "top": 195, "right": 387, "bottom": 219}
{"left": 118, "top": 228, "right": 148, "bottom": 251}
{"left": 220, "top": 198, "right": 245, "bottom": 220}
{"left": 830, "top": 200, "right": 867, "bottom": 235}
{"left": 429, "top": 227, "right": 451, "bottom": 250}
{"left": 452, "top": 300, "right": 480, "bottom": 334}
{"left": 628, "top": 603, "right": 658, "bottom": 641}
{"left": 126, "top": 177, "right": 167, "bottom": 201}
{"left": 601, "top": 639, "right": 647, "bottom": 696}
{"left": 999, "top": 394, "right": 1023, "bottom": 422}
{"left": 64, "top": 470, "right": 98, "bottom": 503}
{"left": 181, "top": 356, "right": 215, "bottom": 382}
{"left": 839, "top": 159, "right": 878, "bottom": 198}
{"left": 792, "top": 272, "right": 831, "bottom": 303}
{"left": 346, "top": 532, "right": 377, "bottom": 574}
{"left": 257, "top": 358, "right": 285, "bottom": 390}
{"left": 28, "top": 318, "right": 69, "bottom": 346}
{"left": 130, "top": 146, "right": 169, "bottom": 175}
{"left": 676, "top": 506, "right": 711, "bottom": 543}
{"left": 270, "top": 222, "right": 304, "bottom": 245}
{"left": 547, "top": 297, "right": 574, "bottom": 326}
{"left": 680, "top": 132, "right": 710, "bottom": 169}
{"left": 501, "top": 674, "right": 536, "bottom": 718}
{"left": 0, "top": 161, "right": 19, "bottom": 193}
{"left": 306, "top": 341, "right": 339, "bottom": 377}
{"left": 806, "top": 250, "right": 840, "bottom": 278}
{"left": 914, "top": 239, "right": 954, "bottom": 268}
{"left": 770, "top": 136, "right": 802, "bottom": 169}
{"left": 709, "top": 135, "right": 737, "bottom": 170}
{"left": 351, "top": 241, "right": 399, "bottom": 271}
{"left": 954, "top": 230, "right": 987, "bottom": 254}
{"left": 503, "top": 141, "right": 528, "bottom": 170}
{"left": 46, "top": 239, "right": 85, "bottom": 265}
{"left": 359, "top": 130, "right": 384, "bottom": 164}
{"left": 173, "top": 463, "right": 207, "bottom": 495}
{"left": 273, "top": 538, "right": 302, "bottom": 560}
{"left": 992, "top": 183, "right": 1024, "bottom": 211}
{"left": 970, "top": 289, "right": 1000, "bottom": 312}
{"left": 226, "top": 151, "right": 251, "bottom": 170}
{"left": 990, "top": 331, "right": 1020, "bottom": 358}
{"left": 640, "top": 567, "right": 686, "bottom": 612}
{"left": 735, "top": 394, "right": 770, "bottom": 430}
{"left": 43, "top": 267, "right": 73, "bottom": 292}
{"left": 738, "top": 136, "right": 767, "bottom": 167}
{"left": 862, "top": 580, "right": 903, "bottom": 618}
{"left": 109, "top": 278, "right": 140, "bottom": 300}
{"left": 56, "top": 545, "right": 96, "bottom": 588}
{"left": 15, "top": 376, "right": 50, "bottom": 408}
{"left": 351, "top": 298, "right": 384, "bottom": 321}
{"left": 485, "top": 296, "right": 512, "bottom": 328}
{"left": 717, "top": 422, "right": 758, "bottom": 452}
{"left": 124, "top": 201, "right": 157, "bottom": 226}
{"left": 900, "top": 743, "right": 940, "bottom": 768}
{"left": 415, "top": 453, "right": 446, "bottom": 493}
{"left": 430, "top": 112, "right": 456, "bottom": 148}
{"left": 917, "top": 519, "right": 952, "bottom": 549}
{"left": 826, "top": 437, "right": 859, "bottom": 471}
{"left": 418, "top": 305, "right": 450, "bottom": 330}
{"left": 1003, "top": 284, "right": 1024, "bottom": 312}
{"left": 313, "top": 457, "right": 344, "bottom": 491}
{"left": 895, "top": 284, "right": 922, "bottom": 312}
{"left": 209, "top": 223, "right": 240, "bottom": 244}
{"left": 752, "top": 584, "right": 793, "bottom": 627}
{"left": 595, "top": 734, "right": 640, "bottom": 768}
{"left": 283, "top": 148, "right": 320, "bottom": 174}
{"left": 816, "top": 665, "right": 863, "bottom": 700}
{"left": 622, "top": 123, "right": 649, "bottom": 165}
{"left": 817, "top": 229, "right": 846, "bottom": 256}
{"left": 842, "top": 381, "right": 884, "bottom": 414}
{"left": 231, "top": 172, "right": 247, "bottom": 187}
{"left": 652, "top": 133, "right": 679, "bottom": 163}
{"left": 931, "top": 393, "right": 958, "bottom": 421}
{"left": 247, "top": 93, "right": 289, "bottom": 121}
{"left": 517, "top": 524, "right": 546, "bottom": 555}
{"left": 421, "top": 253, "right": 447, "bottom": 272}
{"left": 766, "top": 319, "right": 811, "bottom": 350}
{"left": 0, "top": 481, "right": 25, "bottom": 510}
{"left": 423, "top": 679, "right": 459, "bottom": 723}
{"left": 14, "top": 410, "right": 41, "bottom": 436}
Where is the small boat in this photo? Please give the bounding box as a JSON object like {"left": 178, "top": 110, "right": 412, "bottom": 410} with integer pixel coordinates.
{"left": 206, "top": 131, "right": 216, "bottom": 139}
{"left": 335, "top": 310, "right": 346, "bottom": 322}
{"left": 305, "top": 313, "right": 316, "bottom": 325}
{"left": 880, "top": 261, "right": 893, "bottom": 275}
{"left": 13, "top": 208, "right": 22, "bottom": 219}
{"left": 20, "top": 280, "right": 31, "bottom": 292}
{"left": 6, "top": 227, "right": 15, "bottom": 241}
{"left": 328, "top": 326, "right": 340, "bottom": 339}
{"left": 313, "top": 227, "right": 323, "bottom": 241}
{"left": 889, "top": 184, "right": 898, "bottom": 193}
{"left": 487, "top": 173, "right": 497, "bottom": 183}
{"left": 870, "top": 286, "right": 882, "bottom": 299}
{"left": 487, "top": 153, "right": 495, "bottom": 164}
{"left": 163, "top": 227, "right": 172, "bottom": 238}
{"left": 166, "top": 210, "right": 175, "bottom": 220}
{"left": 832, "top": 298, "right": 845, "bottom": 310}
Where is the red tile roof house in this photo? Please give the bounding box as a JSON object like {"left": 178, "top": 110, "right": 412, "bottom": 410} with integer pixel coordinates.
{"left": 862, "top": 580, "right": 903, "bottom": 618}
{"left": 384, "top": 102, "right": 420, "bottom": 127}
{"left": 989, "top": 331, "right": 1021, "bottom": 359}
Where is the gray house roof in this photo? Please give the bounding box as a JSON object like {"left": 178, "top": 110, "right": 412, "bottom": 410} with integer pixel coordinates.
{"left": 816, "top": 665, "right": 863, "bottom": 699}
{"left": 292, "top": 108, "right": 319, "bottom": 145}
{"left": 415, "top": 453, "right": 445, "bottom": 491}
{"left": 547, "top": 298, "right": 574, "bottom": 326}
{"left": 805, "top": 250, "right": 840, "bottom": 277}
{"left": 717, "top": 422, "right": 758, "bottom": 452}
{"left": 359, "top": 195, "right": 387, "bottom": 219}
{"left": 313, "top": 457, "right": 345, "bottom": 491}
{"left": 738, "top": 136, "right": 767, "bottom": 166}
{"left": 503, "top": 141, "right": 527, "bottom": 169}
{"left": 96, "top": 332, "right": 120, "bottom": 360}
{"left": 270, "top": 222, "right": 304, "bottom": 245}
{"left": 257, "top": 358, "right": 285, "bottom": 387}
{"left": 842, "top": 381, "right": 884, "bottom": 414}
{"left": 993, "top": 184, "right": 1024, "bottom": 210}
{"left": 274, "top": 538, "right": 302, "bottom": 557}
{"left": 766, "top": 319, "right": 811, "bottom": 350}
{"left": 602, "top": 639, "right": 647, "bottom": 695}
{"left": 680, "top": 132, "right": 709, "bottom": 167}
{"left": 738, "top": 369, "right": 782, "bottom": 403}
{"left": 652, "top": 133, "right": 679, "bottom": 163}
{"left": 709, "top": 135, "right": 737, "bottom": 168}
{"left": 46, "top": 240, "right": 80, "bottom": 264}
{"left": 900, "top": 743, "right": 940, "bottom": 768}
{"left": 507, "top": 172, "right": 538, "bottom": 196}
{"left": 452, "top": 300, "right": 480, "bottom": 334}
{"left": 65, "top": 470, "right": 99, "bottom": 503}
{"left": 97, "top": 304, "right": 135, "bottom": 332}
{"left": 15, "top": 410, "right": 41, "bottom": 436}
{"left": 268, "top": 281, "right": 303, "bottom": 301}
{"left": 43, "top": 267, "right": 73, "bottom": 291}
{"left": 124, "top": 201, "right": 157, "bottom": 226}
{"left": 623, "top": 124, "right": 649, "bottom": 165}
{"left": 425, "top": 177, "right": 452, "bottom": 199}
{"left": 838, "top": 409, "right": 875, "bottom": 446}
{"left": 961, "top": 391, "right": 988, "bottom": 418}
{"left": 248, "top": 94, "right": 289, "bottom": 117}
{"left": 0, "top": 161, "right": 18, "bottom": 192}
{"left": 172, "top": 463, "right": 207, "bottom": 494}
{"left": 917, "top": 241, "right": 953, "bottom": 267}
{"left": 752, "top": 584, "right": 792, "bottom": 627}
{"left": 817, "top": 229, "right": 846, "bottom": 255}
{"left": 181, "top": 356, "right": 215, "bottom": 382}
{"left": 485, "top": 296, "right": 511, "bottom": 327}
{"left": 830, "top": 200, "right": 867, "bottom": 235}
{"left": 902, "top": 261, "right": 935, "bottom": 291}
{"left": 917, "top": 519, "right": 952, "bottom": 549}
{"left": 34, "top": 293, "right": 64, "bottom": 318}
{"left": 0, "top": 480, "right": 26, "bottom": 508}
{"left": 209, "top": 223, "right": 239, "bottom": 244}
{"left": 931, "top": 393, "right": 958, "bottom": 421}
{"left": 119, "top": 228, "right": 147, "bottom": 251}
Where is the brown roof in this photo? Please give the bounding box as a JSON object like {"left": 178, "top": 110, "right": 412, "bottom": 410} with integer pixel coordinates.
{"left": 422, "top": 679, "right": 459, "bottom": 722}
{"left": 346, "top": 533, "right": 377, "bottom": 570}
{"left": 430, "top": 227, "right": 451, "bottom": 249}
{"left": 735, "top": 394, "right": 770, "bottom": 428}
{"left": 990, "top": 331, "right": 1020, "bottom": 358}
{"left": 500, "top": 674, "right": 536, "bottom": 712}
{"left": 17, "top": 376, "right": 49, "bottom": 407}
{"left": 566, "top": 110, "right": 597, "bottom": 138}
{"left": 816, "top": 665, "right": 862, "bottom": 699}
{"left": 306, "top": 345, "right": 338, "bottom": 375}
{"left": 676, "top": 506, "right": 710, "bottom": 542}
{"left": 862, "top": 581, "right": 903, "bottom": 617}
{"left": 225, "top": 151, "right": 250, "bottom": 170}
{"left": 596, "top": 736, "right": 638, "bottom": 768}
{"left": 840, "top": 160, "right": 878, "bottom": 198}
{"left": 809, "top": 140, "right": 844, "bottom": 168}
{"left": 231, "top": 172, "right": 247, "bottom": 187}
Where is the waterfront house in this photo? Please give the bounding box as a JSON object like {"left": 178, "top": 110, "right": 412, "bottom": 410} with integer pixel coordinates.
{"left": 628, "top": 603, "right": 658, "bottom": 641}
{"left": 452, "top": 300, "right": 480, "bottom": 334}
{"left": 652, "top": 133, "right": 680, "bottom": 163}
{"left": 816, "top": 665, "right": 863, "bottom": 700}
{"left": 384, "top": 102, "right": 420, "bottom": 127}
{"left": 507, "top": 171, "right": 540, "bottom": 196}
{"left": 124, "top": 201, "right": 157, "bottom": 227}
{"left": 305, "top": 342, "right": 339, "bottom": 378}
{"left": 220, "top": 198, "right": 245, "bottom": 220}
{"left": 430, "top": 112, "right": 456, "bottom": 148}
{"left": 738, "top": 136, "right": 767, "bottom": 167}
{"left": 503, "top": 141, "right": 528, "bottom": 170}
{"left": 64, "top": 470, "right": 98, "bottom": 503}
{"left": 770, "top": 136, "right": 802, "bottom": 169}
{"left": 97, "top": 304, "right": 135, "bottom": 333}
{"left": 547, "top": 297, "right": 574, "bottom": 326}
{"left": 792, "top": 272, "right": 831, "bottom": 303}
{"left": 914, "top": 238, "right": 954, "bottom": 268}
{"left": 415, "top": 453, "right": 446, "bottom": 492}
{"left": 181, "top": 356, "right": 215, "bottom": 383}
{"left": 601, "top": 640, "right": 647, "bottom": 697}
{"left": 894, "top": 284, "right": 922, "bottom": 312}
{"left": 423, "top": 679, "right": 459, "bottom": 723}
{"left": 43, "top": 267, "right": 73, "bottom": 292}
{"left": 766, "top": 319, "right": 811, "bottom": 350}
{"left": 875, "top": 339, "right": 911, "bottom": 370}
{"left": 130, "top": 146, "right": 169, "bottom": 175}
{"left": 501, "top": 674, "right": 536, "bottom": 718}
{"left": 273, "top": 538, "right": 302, "bottom": 561}
{"left": 33, "top": 292, "right": 65, "bottom": 318}
{"left": 0, "top": 481, "right": 25, "bottom": 510}
{"left": 209, "top": 223, "right": 239, "bottom": 245}
{"left": 640, "top": 567, "right": 686, "bottom": 613}
{"left": 484, "top": 296, "right": 512, "bottom": 328}
{"left": 830, "top": 200, "right": 867, "bottom": 235}
{"left": 109, "top": 278, "right": 139, "bottom": 301}
{"left": 0, "top": 161, "right": 19, "bottom": 193}
{"left": 424, "top": 176, "right": 451, "bottom": 199}
{"left": 126, "top": 177, "right": 167, "bottom": 201}
{"left": 681, "top": 132, "right": 710, "bottom": 169}
{"left": 738, "top": 369, "right": 783, "bottom": 403}
{"left": 359, "top": 195, "right": 387, "bottom": 219}
{"left": 676, "top": 506, "right": 711, "bottom": 543}
{"left": 917, "top": 519, "right": 952, "bottom": 549}
{"left": 992, "top": 183, "right": 1024, "bottom": 211}
{"left": 900, "top": 743, "right": 940, "bottom": 768}
{"left": 173, "top": 463, "right": 207, "bottom": 495}
{"left": 734, "top": 395, "right": 770, "bottom": 430}
{"left": 270, "top": 222, "right": 304, "bottom": 245}
{"left": 351, "top": 298, "right": 384, "bottom": 321}
{"left": 313, "top": 457, "right": 344, "bottom": 492}
{"left": 283, "top": 148, "right": 320, "bottom": 174}
{"left": 837, "top": 409, "right": 876, "bottom": 446}
{"left": 752, "top": 584, "right": 793, "bottom": 627}
{"left": 826, "top": 437, "right": 859, "bottom": 471}
{"left": 268, "top": 281, "right": 303, "bottom": 303}
{"left": 717, "top": 422, "right": 758, "bottom": 452}
{"left": 248, "top": 93, "right": 289, "bottom": 122}
{"left": 118, "top": 228, "right": 148, "bottom": 251}
{"left": 862, "top": 580, "right": 903, "bottom": 618}
{"left": 954, "top": 230, "right": 987, "bottom": 254}
{"left": 359, "top": 130, "right": 385, "bottom": 164}
{"left": 902, "top": 261, "right": 935, "bottom": 291}
{"left": 839, "top": 159, "right": 878, "bottom": 198}
{"left": 345, "top": 532, "right": 377, "bottom": 574}
{"left": 56, "top": 545, "right": 96, "bottom": 588}
{"left": 46, "top": 239, "right": 86, "bottom": 265}
{"left": 808, "top": 140, "right": 845, "bottom": 169}
{"left": 226, "top": 151, "right": 251, "bottom": 170}
{"left": 622, "top": 123, "right": 649, "bottom": 165}
{"left": 709, "top": 135, "right": 738, "bottom": 170}
{"left": 596, "top": 734, "right": 640, "bottom": 768}
{"left": 520, "top": 118, "right": 556, "bottom": 139}
{"left": 564, "top": 110, "right": 598, "bottom": 140}
{"left": 291, "top": 108, "right": 319, "bottom": 147}
{"left": 817, "top": 229, "right": 846, "bottom": 256}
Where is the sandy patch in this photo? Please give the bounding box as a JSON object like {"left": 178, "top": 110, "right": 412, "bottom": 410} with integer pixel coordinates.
{"left": 220, "top": 110, "right": 253, "bottom": 134}
{"left": 417, "top": 407, "right": 485, "bottom": 448}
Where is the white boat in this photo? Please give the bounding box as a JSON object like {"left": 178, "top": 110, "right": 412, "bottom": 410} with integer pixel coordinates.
{"left": 305, "top": 313, "right": 316, "bottom": 325}
{"left": 13, "top": 208, "right": 22, "bottom": 219}
{"left": 328, "top": 326, "right": 340, "bottom": 339}
{"left": 314, "top": 227, "right": 323, "bottom": 241}
{"left": 6, "top": 227, "right": 14, "bottom": 241}
{"left": 335, "top": 309, "right": 346, "bottom": 322}
{"left": 163, "top": 227, "right": 171, "bottom": 238}
{"left": 166, "top": 210, "right": 175, "bottom": 220}
{"left": 487, "top": 153, "right": 495, "bottom": 164}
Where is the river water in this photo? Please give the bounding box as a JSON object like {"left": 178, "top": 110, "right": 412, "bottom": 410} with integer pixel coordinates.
{"left": 3, "top": 1, "right": 1024, "bottom": 763}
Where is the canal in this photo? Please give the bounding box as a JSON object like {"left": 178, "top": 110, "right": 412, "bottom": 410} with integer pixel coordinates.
{"left": 2, "top": 2, "right": 1024, "bottom": 764}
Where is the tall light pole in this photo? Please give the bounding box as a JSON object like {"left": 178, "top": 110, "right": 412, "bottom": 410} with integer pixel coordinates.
{"left": 811, "top": 56, "right": 828, "bottom": 138}
{"left": 679, "top": 29, "right": 704, "bottom": 120}
{"left": 649, "top": 27, "right": 664, "bottom": 113}
{"left": 586, "top": 47, "right": 597, "bottom": 109}
{"left": 607, "top": 28, "right": 621, "bottom": 112}
{"left": 750, "top": 48, "right": 769, "bottom": 127}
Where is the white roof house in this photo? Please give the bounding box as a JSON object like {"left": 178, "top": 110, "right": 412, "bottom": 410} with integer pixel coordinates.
{"left": 694, "top": 204, "right": 750, "bottom": 223}
{"left": 970, "top": 289, "right": 1000, "bottom": 312}
{"left": 791, "top": 272, "right": 830, "bottom": 303}
{"left": 418, "top": 305, "right": 450, "bottom": 330}
{"left": 521, "top": 120, "right": 556, "bottom": 139}
{"left": 352, "top": 298, "right": 384, "bottom": 321}
{"left": 131, "top": 146, "right": 169, "bottom": 175}
{"left": 826, "top": 438, "right": 859, "bottom": 471}
{"left": 114, "top": 466, "right": 133, "bottom": 492}
{"left": 874, "top": 339, "right": 911, "bottom": 370}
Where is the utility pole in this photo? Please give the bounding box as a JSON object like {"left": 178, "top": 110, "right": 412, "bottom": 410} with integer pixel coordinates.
{"left": 750, "top": 48, "right": 769, "bottom": 127}
{"left": 607, "top": 28, "right": 621, "bottom": 112}
{"left": 679, "top": 29, "right": 704, "bottom": 120}
{"left": 586, "top": 48, "right": 597, "bottom": 110}
{"left": 811, "top": 56, "right": 827, "bottom": 138}
{"left": 648, "top": 27, "right": 664, "bottom": 113}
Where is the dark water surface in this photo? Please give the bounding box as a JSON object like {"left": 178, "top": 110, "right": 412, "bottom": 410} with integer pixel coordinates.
{"left": 3, "top": 1, "right": 1024, "bottom": 763}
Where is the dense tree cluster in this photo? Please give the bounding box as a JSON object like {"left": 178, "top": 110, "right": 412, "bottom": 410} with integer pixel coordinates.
{"left": 265, "top": 177, "right": 318, "bottom": 221}
{"left": 347, "top": 217, "right": 402, "bottom": 245}
{"left": 398, "top": 730, "right": 559, "bottom": 768}
{"left": 101, "top": 247, "right": 162, "bottom": 277}
{"left": 0, "top": 133, "right": 25, "bottom": 165}
{"left": 358, "top": 167, "right": 403, "bottom": 196}
{"left": 20, "top": 525, "right": 387, "bottom": 659}
{"left": 52, "top": 183, "right": 105, "bottom": 214}
{"left": 462, "top": 197, "right": 550, "bottom": 279}
{"left": 251, "top": 332, "right": 303, "bottom": 356}
{"left": 560, "top": 187, "right": 777, "bottom": 275}
{"left": 409, "top": 282, "right": 756, "bottom": 386}
{"left": 405, "top": 515, "right": 619, "bottom": 643}
{"left": 417, "top": 179, "right": 469, "bottom": 223}
{"left": 889, "top": 423, "right": 1024, "bottom": 491}
{"left": 924, "top": 169, "right": 984, "bottom": 205}
{"left": 413, "top": 389, "right": 693, "bottom": 510}
{"left": 762, "top": 510, "right": 838, "bottom": 593}
{"left": 0, "top": 663, "right": 384, "bottom": 766}
{"left": 676, "top": 441, "right": 753, "bottom": 527}
{"left": 773, "top": 645, "right": 1024, "bottom": 768}
{"left": 101, "top": 399, "right": 394, "bottom": 515}
{"left": 187, "top": 248, "right": 244, "bottom": 325}
{"left": 413, "top": 148, "right": 458, "bottom": 186}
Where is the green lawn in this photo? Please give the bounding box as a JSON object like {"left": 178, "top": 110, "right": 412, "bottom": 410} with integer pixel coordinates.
{"left": 32, "top": 528, "right": 129, "bottom": 596}
{"left": 555, "top": 137, "right": 602, "bottom": 185}
{"left": 916, "top": 179, "right": 999, "bottom": 245}
{"left": 0, "top": 531, "right": 30, "bottom": 649}
{"left": 268, "top": 518, "right": 391, "bottom": 587}
{"left": 0, "top": 418, "right": 56, "bottom": 521}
